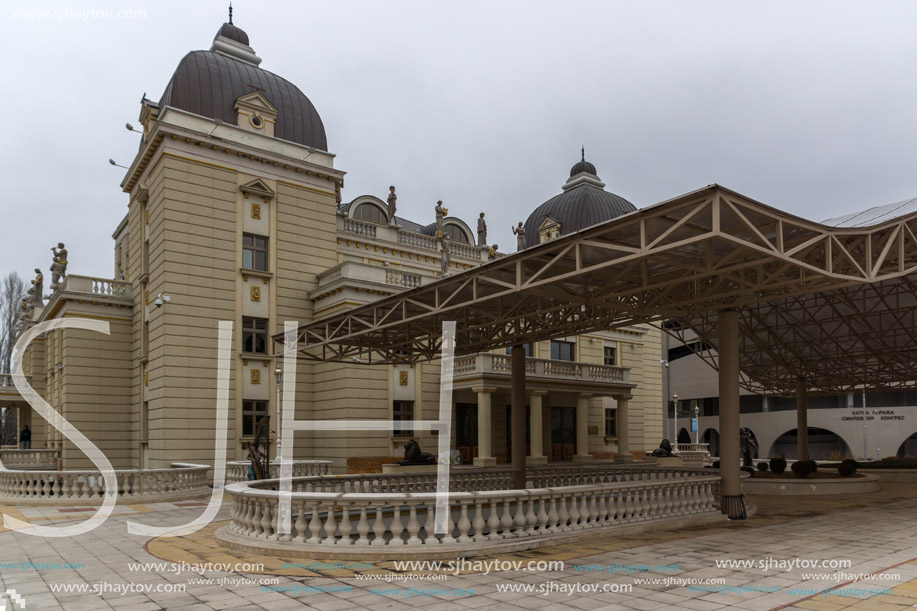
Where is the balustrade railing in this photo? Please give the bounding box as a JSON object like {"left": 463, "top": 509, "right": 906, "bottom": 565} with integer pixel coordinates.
{"left": 343, "top": 219, "right": 377, "bottom": 238}
{"left": 448, "top": 242, "right": 478, "bottom": 259}
{"left": 385, "top": 269, "right": 423, "bottom": 289}
{"left": 0, "top": 463, "right": 211, "bottom": 504}
{"left": 454, "top": 353, "right": 628, "bottom": 384}
{"left": 0, "top": 374, "right": 30, "bottom": 390}
{"left": 226, "top": 460, "right": 332, "bottom": 484}
{"left": 398, "top": 231, "right": 437, "bottom": 250}
{"left": 223, "top": 470, "right": 719, "bottom": 550}
{"left": 60, "top": 275, "right": 131, "bottom": 298}
{"left": 0, "top": 449, "right": 60, "bottom": 469}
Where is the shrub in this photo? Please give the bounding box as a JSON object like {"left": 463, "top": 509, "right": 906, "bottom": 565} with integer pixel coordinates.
{"left": 837, "top": 459, "right": 858, "bottom": 477}
{"left": 770, "top": 457, "right": 787, "bottom": 474}
{"left": 757, "top": 462, "right": 769, "bottom": 472}
{"left": 791, "top": 459, "right": 818, "bottom": 478}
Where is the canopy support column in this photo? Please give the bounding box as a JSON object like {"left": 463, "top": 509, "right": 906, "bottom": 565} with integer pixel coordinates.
{"left": 796, "top": 378, "right": 809, "bottom": 462}
{"left": 573, "top": 393, "right": 594, "bottom": 462}
{"left": 718, "top": 309, "right": 745, "bottom": 519}
{"left": 511, "top": 345, "right": 526, "bottom": 489}
{"left": 472, "top": 386, "right": 496, "bottom": 467}
{"left": 527, "top": 390, "right": 548, "bottom": 464}
{"left": 614, "top": 395, "right": 633, "bottom": 462}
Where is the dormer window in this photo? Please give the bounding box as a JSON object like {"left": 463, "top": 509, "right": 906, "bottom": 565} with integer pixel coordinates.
{"left": 538, "top": 216, "right": 562, "bottom": 244}
{"left": 235, "top": 92, "right": 278, "bottom": 136}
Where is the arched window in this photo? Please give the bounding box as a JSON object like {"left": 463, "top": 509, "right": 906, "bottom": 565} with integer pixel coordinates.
{"left": 353, "top": 203, "right": 387, "bottom": 224}
{"left": 443, "top": 224, "right": 470, "bottom": 244}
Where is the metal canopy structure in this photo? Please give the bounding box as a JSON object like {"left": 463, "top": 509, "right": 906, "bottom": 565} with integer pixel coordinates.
{"left": 279, "top": 184, "right": 917, "bottom": 395}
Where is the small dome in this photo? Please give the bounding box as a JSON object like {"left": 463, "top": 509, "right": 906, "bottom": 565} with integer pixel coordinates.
{"left": 522, "top": 157, "right": 636, "bottom": 248}
{"left": 215, "top": 22, "right": 249, "bottom": 46}
{"left": 569, "top": 159, "right": 597, "bottom": 177}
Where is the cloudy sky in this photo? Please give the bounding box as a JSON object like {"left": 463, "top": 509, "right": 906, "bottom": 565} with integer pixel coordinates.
{"left": 3, "top": 0, "right": 917, "bottom": 280}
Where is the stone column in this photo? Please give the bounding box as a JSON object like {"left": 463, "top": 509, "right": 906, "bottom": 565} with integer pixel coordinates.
{"left": 511, "top": 345, "right": 526, "bottom": 489}
{"left": 796, "top": 378, "right": 809, "bottom": 462}
{"left": 472, "top": 386, "right": 497, "bottom": 467}
{"left": 573, "top": 393, "right": 593, "bottom": 462}
{"left": 613, "top": 395, "right": 634, "bottom": 462}
{"left": 527, "top": 390, "right": 548, "bottom": 464}
{"left": 718, "top": 309, "right": 745, "bottom": 519}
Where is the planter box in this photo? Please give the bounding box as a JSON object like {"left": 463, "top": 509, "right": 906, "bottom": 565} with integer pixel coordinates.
{"left": 743, "top": 474, "right": 879, "bottom": 495}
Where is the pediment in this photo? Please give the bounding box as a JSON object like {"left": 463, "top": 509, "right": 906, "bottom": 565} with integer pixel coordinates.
{"left": 234, "top": 92, "right": 278, "bottom": 116}
{"left": 240, "top": 179, "right": 275, "bottom": 199}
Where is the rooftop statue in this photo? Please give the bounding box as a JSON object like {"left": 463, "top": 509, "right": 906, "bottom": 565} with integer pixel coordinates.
{"left": 50, "top": 243, "right": 68, "bottom": 290}
{"left": 477, "top": 212, "right": 487, "bottom": 246}
{"left": 28, "top": 268, "right": 43, "bottom": 306}
{"left": 387, "top": 185, "right": 398, "bottom": 225}
{"left": 440, "top": 241, "right": 451, "bottom": 276}
{"left": 435, "top": 200, "right": 447, "bottom": 238}
{"left": 512, "top": 222, "right": 526, "bottom": 251}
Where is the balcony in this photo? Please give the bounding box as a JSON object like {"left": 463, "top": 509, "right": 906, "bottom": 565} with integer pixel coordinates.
{"left": 0, "top": 374, "right": 31, "bottom": 401}
{"left": 452, "top": 353, "right": 633, "bottom": 394}
{"left": 339, "top": 216, "right": 487, "bottom": 262}
{"left": 312, "top": 261, "right": 434, "bottom": 311}
{"left": 59, "top": 275, "right": 132, "bottom": 299}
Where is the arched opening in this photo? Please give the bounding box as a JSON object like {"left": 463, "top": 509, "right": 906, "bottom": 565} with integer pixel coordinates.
{"left": 702, "top": 428, "right": 719, "bottom": 456}
{"left": 770, "top": 427, "right": 851, "bottom": 460}
{"left": 897, "top": 432, "right": 917, "bottom": 458}
{"left": 353, "top": 202, "right": 388, "bottom": 224}
{"left": 677, "top": 428, "right": 691, "bottom": 445}
{"left": 443, "top": 222, "right": 471, "bottom": 244}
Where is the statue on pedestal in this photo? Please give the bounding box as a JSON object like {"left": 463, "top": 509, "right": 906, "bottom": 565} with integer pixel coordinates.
{"left": 488, "top": 244, "right": 499, "bottom": 259}
{"left": 387, "top": 185, "right": 398, "bottom": 225}
{"left": 28, "top": 269, "right": 44, "bottom": 306}
{"left": 435, "top": 200, "right": 447, "bottom": 238}
{"left": 440, "top": 241, "right": 451, "bottom": 275}
{"left": 50, "top": 243, "right": 68, "bottom": 290}
{"left": 477, "top": 213, "right": 487, "bottom": 246}
{"left": 739, "top": 427, "right": 758, "bottom": 467}
{"left": 398, "top": 439, "right": 436, "bottom": 466}
{"left": 512, "top": 222, "right": 526, "bottom": 251}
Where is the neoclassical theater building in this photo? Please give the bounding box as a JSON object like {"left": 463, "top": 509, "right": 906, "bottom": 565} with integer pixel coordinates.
{"left": 6, "top": 20, "right": 663, "bottom": 472}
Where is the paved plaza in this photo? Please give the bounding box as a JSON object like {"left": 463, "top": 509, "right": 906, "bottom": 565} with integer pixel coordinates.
{"left": 0, "top": 485, "right": 915, "bottom": 610}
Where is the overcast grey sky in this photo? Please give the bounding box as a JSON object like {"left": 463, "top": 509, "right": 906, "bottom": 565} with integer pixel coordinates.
{"left": 3, "top": 0, "right": 917, "bottom": 280}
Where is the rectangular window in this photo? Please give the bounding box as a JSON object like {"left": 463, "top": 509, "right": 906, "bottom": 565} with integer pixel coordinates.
{"left": 604, "top": 346, "right": 616, "bottom": 366}
{"left": 550, "top": 340, "right": 575, "bottom": 361}
{"left": 504, "top": 343, "right": 533, "bottom": 357}
{"left": 242, "top": 317, "right": 268, "bottom": 354}
{"left": 393, "top": 400, "right": 414, "bottom": 437}
{"left": 605, "top": 408, "right": 616, "bottom": 437}
{"left": 242, "top": 400, "right": 268, "bottom": 437}
{"left": 242, "top": 234, "right": 268, "bottom": 271}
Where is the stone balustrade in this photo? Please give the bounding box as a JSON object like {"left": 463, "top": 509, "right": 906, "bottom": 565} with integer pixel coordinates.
{"left": 0, "top": 463, "right": 211, "bottom": 505}
{"left": 220, "top": 468, "right": 720, "bottom": 558}
{"left": 226, "top": 460, "right": 332, "bottom": 484}
{"left": 397, "top": 230, "right": 438, "bottom": 251}
{"left": 60, "top": 275, "right": 132, "bottom": 299}
{"left": 342, "top": 218, "right": 377, "bottom": 238}
{"left": 0, "top": 448, "right": 60, "bottom": 469}
{"left": 315, "top": 261, "right": 430, "bottom": 291}
{"left": 0, "top": 374, "right": 30, "bottom": 400}
{"left": 454, "top": 353, "right": 628, "bottom": 384}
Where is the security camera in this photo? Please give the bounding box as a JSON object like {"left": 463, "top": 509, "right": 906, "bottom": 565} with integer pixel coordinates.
{"left": 154, "top": 294, "right": 170, "bottom": 308}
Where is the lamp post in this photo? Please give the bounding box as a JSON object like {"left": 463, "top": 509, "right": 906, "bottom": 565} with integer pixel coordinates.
{"left": 274, "top": 366, "right": 283, "bottom": 458}
{"left": 694, "top": 405, "right": 700, "bottom": 445}
{"left": 672, "top": 393, "right": 679, "bottom": 452}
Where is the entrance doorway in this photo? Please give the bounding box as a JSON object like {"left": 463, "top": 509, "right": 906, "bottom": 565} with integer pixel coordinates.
{"left": 456, "top": 403, "right": 478, "bottom": 464}
{"left": 551, "top": 406, "right": 576, "bottom": 461}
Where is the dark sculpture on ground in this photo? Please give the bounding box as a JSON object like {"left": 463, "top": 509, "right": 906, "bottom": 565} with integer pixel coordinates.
{"left": 651, "top": 439, "right": 674, "bottom": 457}
{"left": 244, "top": 417, "right": 272, "bottom": 480}
{"left": 739, "top": 427, "right": 758, "bottom": 467}
{"left": 398, "top": 439, "right": 436, "bottom": 465}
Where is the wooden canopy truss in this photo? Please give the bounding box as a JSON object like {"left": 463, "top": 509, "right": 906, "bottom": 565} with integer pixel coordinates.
{"left": 278, "top": 184, "right": 917, "bottom": 394}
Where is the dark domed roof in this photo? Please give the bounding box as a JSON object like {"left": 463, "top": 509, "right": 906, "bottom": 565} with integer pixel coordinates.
{"left": 216, "top": 22, "right": 249, "bottom": 46}
{"left": 158, "top": 25, "right": 327, "bottom": 151}
{"left": 523, "top": 159, "right": 636, "bottom": 248}
{"left": 569, "top": 159, "right": 597, "bottom": 177}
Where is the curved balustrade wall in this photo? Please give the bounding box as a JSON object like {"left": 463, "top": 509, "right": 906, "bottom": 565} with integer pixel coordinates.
{"left": 219, "top": 467, "right": 721, "bottom": 559}
{"left": 0, "top": 449, "right": 60, "bottom": 469}
{"left": 226, "top": 460, "right": 332, "bottom": 484}
{"left": 0, "top": 463, "right": 211, "bottom": 505}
